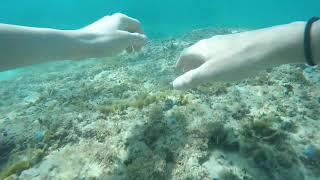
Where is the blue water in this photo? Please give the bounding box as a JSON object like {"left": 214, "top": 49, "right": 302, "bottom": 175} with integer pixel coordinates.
{"left": 0, "top": 0, "right": 319, "bottom": 37}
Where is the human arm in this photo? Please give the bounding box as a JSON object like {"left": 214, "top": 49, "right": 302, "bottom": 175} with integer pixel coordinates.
{"left": 0, "top": 13, "right": 146, "bottom": 71}
{"left": 173, "top": 21, "right": 320, "bottom": 90}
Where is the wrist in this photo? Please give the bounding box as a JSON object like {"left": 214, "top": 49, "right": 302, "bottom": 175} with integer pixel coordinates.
{"left": 62, "top": 29, "right": 95, "bottom": 60}
{"left": 311, "top": 21, "right": 320, "bottom": 65}
{"left": 70, "top": 29, "right": 113, "bottom": 60}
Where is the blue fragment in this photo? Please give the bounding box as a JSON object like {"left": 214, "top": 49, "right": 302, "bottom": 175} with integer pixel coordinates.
{"left": 35, "top": 131, "right": 45, "bottom": 142}
{"left": 167, "top": 116, "right": 177, "bottom": 126}
{"left": 305, "top": 145, "right": 316, "bottom": 158}
{"left": 305, "top": 67, "right": 313, "bottom": 74}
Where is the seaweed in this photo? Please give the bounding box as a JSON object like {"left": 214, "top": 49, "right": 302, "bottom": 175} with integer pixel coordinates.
{"left": 109, "top": 83, "right": 131, "bottom": 98}
{"left": 142, "top": 105, "right": 166, "bottom": 148}
{"left": 218, "top": 169, "right": 241, "bottom": 180}
{"left": 177, "top": 94, "right": 189, "bottom": 106}
{"left": 196, "top": 83, "right": 229, "bottom": 96}
{"left": 0, "top": 146, "right": 46, "bottom": 179}
{"left": 241, "top": 114, "right": 286, "bottom": 146}
{"left": 99, "top": 99, "right": 130, "bottom": 115}
{"left": 0, "top": 161, "right": 31, "bottom": 179}
{"left": 132, "top": 93, "right": 158, "bottom": 109}
{"left": 206, "top": 121, "right": 239, "bottom": 152}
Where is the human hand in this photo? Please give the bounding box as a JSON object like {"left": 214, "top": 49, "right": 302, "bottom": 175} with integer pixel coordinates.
{"left": 173, "top": 23, "right": 306, "bottom": 89}
{"left": 78, "top": 13, "right": 147, "bottom": 58}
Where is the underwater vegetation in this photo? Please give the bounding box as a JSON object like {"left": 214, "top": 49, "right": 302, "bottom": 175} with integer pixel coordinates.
{"left": 0, "top": 28, "right": 319, "bottom": 179}
{"left": 205, "top": 121, "right": 240, "bottom": 152}
{"left": 0, "top": 148, "right": 45, "bottom": 179}
{"left": 218, "top": 169, "right": 242, "bottom": 180}
{"left": 122, "top": 104, "right": 189, "bottom": 179}
{"left": 98, "top": 90, "right": 189, "bottom": 116}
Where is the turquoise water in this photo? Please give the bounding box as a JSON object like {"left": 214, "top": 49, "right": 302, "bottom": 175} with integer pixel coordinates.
{"left": 1, "top": 1, "right": 320, "bottom": 180}
{"left": 1, "top": 0, "right": 319, "bottom": 37}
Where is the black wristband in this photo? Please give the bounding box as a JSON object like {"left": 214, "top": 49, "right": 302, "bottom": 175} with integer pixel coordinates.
{"left": 304, "top": 17, "right": 319, "bottom": 66}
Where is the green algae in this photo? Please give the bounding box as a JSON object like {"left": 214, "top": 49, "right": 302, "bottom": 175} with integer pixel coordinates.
{"left": 0, "top": 161, "right": 31, "bottom": 179}
{"left": 218, "top": 169, "right": 242, "bottom": 180}
{"left": 98, "top": 91, "right": 190, "bottom": 116}
{"left": 0, "top": 148, "right": 46, "bottom": 179}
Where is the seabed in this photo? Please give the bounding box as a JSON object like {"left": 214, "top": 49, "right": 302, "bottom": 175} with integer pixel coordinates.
{"left": 0, "top": 28, "right": 320, "bottom": 180}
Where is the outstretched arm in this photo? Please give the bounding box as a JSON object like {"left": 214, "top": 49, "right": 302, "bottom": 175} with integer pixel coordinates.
{"left": 0, "top": 13, "right": 147, "bottom": 71}
{"left": 173, "top": 21, "right": 320, "bottom": 89}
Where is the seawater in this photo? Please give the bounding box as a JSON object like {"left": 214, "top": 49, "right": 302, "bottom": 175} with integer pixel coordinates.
{"left": 0, "top": 1, "right": 320, "bottom": 180}
{"left": 0, "top": 0, "right": 319, "bottom": 37}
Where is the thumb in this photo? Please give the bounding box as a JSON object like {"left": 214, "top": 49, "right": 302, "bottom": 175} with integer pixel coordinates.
{"left": 122, "top": 31, "right": 147, "bottom": 52}
{"left": 173, "top": 61, "right": 213, "bottom": 90}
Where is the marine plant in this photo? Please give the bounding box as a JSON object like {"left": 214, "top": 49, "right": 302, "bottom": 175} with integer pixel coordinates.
{"left": 0, "top": 161, "right": 31, "bottom": 179}
{"left": 0, "top": 148, "right": 45, "bottom": 179}
{"left": 109, "top": 83, "right": 131, "bottom": 98}
{"left": 241, "top": 114, "right": 285, "bottom": 146}
{"left": 201, "top": 121, "right": 240, "bottom": 152}
{"left": 218, "top": 169, "right": 241, "bottom": 180}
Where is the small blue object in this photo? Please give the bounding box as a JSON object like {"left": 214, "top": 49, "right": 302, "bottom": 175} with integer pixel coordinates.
{"left": 304, "top": 67, "right": 313, "bottom": 74}
{"left": 35, "top": 131, "right": 45, "bottom": 142}
{"left": 167, "top": 117, "right": 177, "bottom": 126}
{"left": 306, "top": 145, "right": 315, "bottom": 158}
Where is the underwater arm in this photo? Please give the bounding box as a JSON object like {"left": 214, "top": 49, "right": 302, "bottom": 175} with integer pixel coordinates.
{"left": 0, "top": 13, "right": 146, "bottom": 71}
{"left": 173, "top": 21, "right": 320, "bottom": 89}
{"left": 0, "top": 24, "right": 84, "bottom": 71}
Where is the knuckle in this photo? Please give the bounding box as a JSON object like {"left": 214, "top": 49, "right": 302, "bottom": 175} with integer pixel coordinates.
{"left": 135, "top": 19, "right": 141, "bottom": 26}
{"left": 180, "top": 48, "right": 191, "bottom": 57}
{"left": 113, "top": 13, "right": 126, "bottom": 19}
{"left": 194, "top": 39, "right": 208, "bottom": 49}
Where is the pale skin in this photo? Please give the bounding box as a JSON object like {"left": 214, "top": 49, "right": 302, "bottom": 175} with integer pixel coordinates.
{"left": 0, "top": 13, "right": 147, "bottom": 71}
{"left": 0, "top": 15, "right": 319, "bottom": 89}
{"left": 173, "top": 21, "right": 320, "bottom": 89}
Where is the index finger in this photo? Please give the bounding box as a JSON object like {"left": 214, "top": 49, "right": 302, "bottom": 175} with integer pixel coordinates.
{"left": 114, "top": 13, "right": 144, "bottom": 34}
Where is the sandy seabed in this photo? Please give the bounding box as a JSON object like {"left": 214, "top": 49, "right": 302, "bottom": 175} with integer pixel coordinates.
{"left": 0, "top": 28, "right": 320, "bottom": 180}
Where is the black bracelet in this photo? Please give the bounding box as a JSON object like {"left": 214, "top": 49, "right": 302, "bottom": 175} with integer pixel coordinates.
{"left": 304, "top": 17, "right": 319, "bottom": 66}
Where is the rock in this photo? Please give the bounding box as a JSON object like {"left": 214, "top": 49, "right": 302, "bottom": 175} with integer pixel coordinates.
{"left": 0, "top": 133, "right": 15, "bottom": 163}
